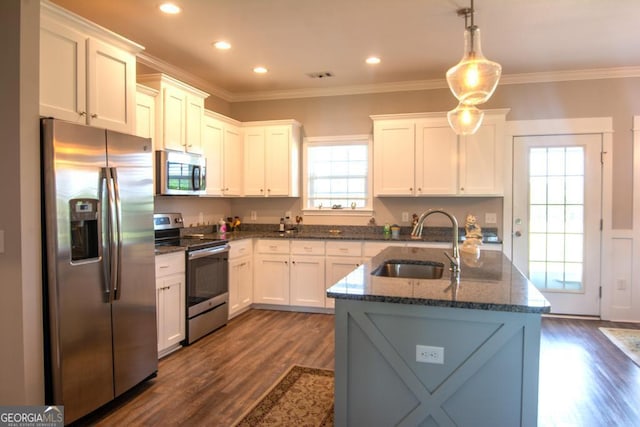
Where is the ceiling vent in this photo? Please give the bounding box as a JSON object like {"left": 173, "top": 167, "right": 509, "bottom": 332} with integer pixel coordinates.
{"left": 306, "top": 71, "right": 334, "bottom": 79}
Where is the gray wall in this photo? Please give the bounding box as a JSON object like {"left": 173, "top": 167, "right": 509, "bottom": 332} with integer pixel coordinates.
{"left": 228, "top": 78, "right": 640, "bottom": 230}
{"left": 0, "top": 0, "right": 44, "bottom": 405}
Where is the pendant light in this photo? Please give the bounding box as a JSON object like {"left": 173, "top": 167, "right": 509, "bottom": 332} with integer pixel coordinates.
{"left": 446, "top": 0, "right": 501, "bottom": 106}
{"left": 447, "top": 103, "right": 484, "bottom": 136}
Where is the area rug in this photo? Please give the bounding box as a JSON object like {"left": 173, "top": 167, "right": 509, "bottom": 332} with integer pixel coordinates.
{"left": 233, "top": 365, "right": 334, "bottom": 426}
{"left": 599, "top": 327, "right": 640, "bottom": 367}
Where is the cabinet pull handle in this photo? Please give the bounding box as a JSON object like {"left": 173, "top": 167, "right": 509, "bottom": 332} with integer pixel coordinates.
{"left": 78, "top": 111, "right": 87, "bottom": 117}
{"left": 269, "top": 245, "right": 278, "bottom": 250}
{"left": 90, "top": 113, "right": 98, "bottom": 119}
{"left": 159, "top": 265, "right": 169, "bottom": 269}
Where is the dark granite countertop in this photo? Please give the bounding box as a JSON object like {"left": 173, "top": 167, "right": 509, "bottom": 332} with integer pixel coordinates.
{"left": 326, "top": 246, "right": 551, "bottom": 314}
{"left": 155, "top": 245, "right": 187, "bottom": 255}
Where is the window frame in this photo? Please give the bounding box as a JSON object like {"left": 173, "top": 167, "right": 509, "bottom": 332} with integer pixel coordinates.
{"left": 302, "top": 134, "right": 373, "bottom": 216}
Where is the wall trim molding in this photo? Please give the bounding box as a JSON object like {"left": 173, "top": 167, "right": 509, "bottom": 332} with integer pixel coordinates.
{"left": 136, "top": 51, "right": 640, "bottom": 103}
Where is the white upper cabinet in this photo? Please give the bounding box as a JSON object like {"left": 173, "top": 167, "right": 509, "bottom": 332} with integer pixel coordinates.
{"left": 40, "top": 1, "right": 142, "bottom": 133}
{"left": 372, "top": 110, "right": 508, "bottom": 196}
{"left": 458, "top": 113, "right": 506, "bottom": 195}
{"left": 135, "top": 84, "right": 158, "bottom": 140}
{"left": 202, "top": 110, "right": 243, "bottom": 196}
{"left": 242, "top": 120, "right": 301, "bottom": 197}
{"left": 137, "top": 74, "right": 209, "bottom": 154}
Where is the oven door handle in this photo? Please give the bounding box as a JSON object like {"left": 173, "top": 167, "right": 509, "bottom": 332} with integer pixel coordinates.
{"left": 188, "top": 244, "right": 230, "bottom": 260}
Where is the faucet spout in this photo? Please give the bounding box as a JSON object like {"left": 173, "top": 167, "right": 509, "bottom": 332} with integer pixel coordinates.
{"left": 411, "top": 209, "right": 460, "bottom": 273}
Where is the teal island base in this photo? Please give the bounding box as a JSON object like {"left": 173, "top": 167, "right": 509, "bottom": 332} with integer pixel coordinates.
{"left": 334, "top": 299, "right": 542, "bottom": 426}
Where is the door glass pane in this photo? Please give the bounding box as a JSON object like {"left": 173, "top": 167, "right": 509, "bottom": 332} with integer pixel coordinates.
{"left": 528, "top": 146, "right": 585, "bottom": 293}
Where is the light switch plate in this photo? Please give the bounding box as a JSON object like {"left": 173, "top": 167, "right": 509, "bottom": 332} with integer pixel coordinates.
{"left": 485, "top": 213, "right": 497, "bottom": 224}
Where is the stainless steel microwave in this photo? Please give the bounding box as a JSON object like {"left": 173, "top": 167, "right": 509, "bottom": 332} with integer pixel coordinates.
{"left": 156, "top": 150, "right": 206, "bottom": 195}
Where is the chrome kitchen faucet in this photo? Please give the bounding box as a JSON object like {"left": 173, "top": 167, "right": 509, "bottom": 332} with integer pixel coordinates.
{"left": 411, "top": 209, "right": 460, "bottom": 273}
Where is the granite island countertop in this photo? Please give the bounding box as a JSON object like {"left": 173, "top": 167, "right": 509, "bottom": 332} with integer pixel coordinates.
{"left": 326, "top": 245, "right": 550, "bottom": 314}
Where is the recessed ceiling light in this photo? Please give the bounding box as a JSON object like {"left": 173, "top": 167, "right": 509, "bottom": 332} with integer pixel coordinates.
{"left": 159, "top": 2, "right": 181, "bottom": 14}
{"left": 253, "top": 66, "right": 268, "bottom": 74}
{"left": 213, "top": 41, "right": 231, "bottom": 50}
{"left": 366, "top": 56, "right": 381, "bottom": 65}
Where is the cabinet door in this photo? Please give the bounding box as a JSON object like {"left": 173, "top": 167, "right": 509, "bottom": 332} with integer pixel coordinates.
{"left": 135, "top": 89, "right": 155, "bottom": 140}
{"left": 162, "top": 86, "right": 187, "bottom": 151}
{"left": 459, "top": 120, "right": 503, "bottom": 195}
{"left": 243, "top": 127, "right": 266, "bottom": 196}
{"left": 373, "top": 120, "right": 416, "bottom": 196}
{"left": 229, "top": 257, "right": 253, "bottom": 318}
{"left": 157, "top": 273, "right": 185, "bottom": 353}
{"left": 290, "top": 256, "right": 325, "bottom": 307}
{"left": 203, "top": 117, "right": 224, "bottom": 196}
{"left": 87, "top": 38, "right": 136, "bottom": 133}
{"left": 40, "top": 17, "right": 87, "bottom": 124}
{"left": 415, "top": 122, "right": 458, "bottom": 195}
{"left": 265, "top": 126, "right": 291, "bottom": 196}
{"left": 325, "top": 256, "right": 362, "bottom": 308}
{"left": 223, "top": 125, "right": 243, "bottom": 196}
{"left": 253, "top": 254, "right": 289, "bottom": 305}
{"left": 185, "top": 96, "right": 204, "bottom": 154}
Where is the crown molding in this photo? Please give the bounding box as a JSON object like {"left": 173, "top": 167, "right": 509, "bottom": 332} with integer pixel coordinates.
{"left": 135, "top": 52, "right": 640, "bottom": 104}
{"left": 137, "top": 52, "right": 234, "bottom": 102}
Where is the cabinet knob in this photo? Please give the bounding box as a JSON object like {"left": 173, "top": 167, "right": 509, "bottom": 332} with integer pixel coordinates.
{"left": 418, "top": 187, "right": 422, "bottom": 192}
{"left": 90, "top": 113, "right": 98, "bottom": 119}
{"left": 267, "top": 189, "right": 271, "bottom": 192}
{"left": 78, "top": 111, "right": 87, "bottom": 117}
{"left": 260, "top": 189, "right": 264, "bottom": 193}
{"left": 409, "top": 187, "right": 413, "bottom": 191}
{"left": 460, "top": 187, "right": 465, "bottom": 191}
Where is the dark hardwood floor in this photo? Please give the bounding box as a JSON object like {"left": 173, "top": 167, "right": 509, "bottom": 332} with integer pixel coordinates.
{"left": 75, "top": 310, "right": 640, "bottom": 426}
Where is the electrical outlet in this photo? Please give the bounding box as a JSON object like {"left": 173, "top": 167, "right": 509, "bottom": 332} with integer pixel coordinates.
{"left": 402, "top": 212, "right": 409, "bottom": 222}
{"left": 250, "top": 211, "right": 257, "bottom": 221}
{"left": 485, "top": 212, "right": 497, "bottom": 224}
{"left": 416, "top": 345, "right": 444, "bottom": 364}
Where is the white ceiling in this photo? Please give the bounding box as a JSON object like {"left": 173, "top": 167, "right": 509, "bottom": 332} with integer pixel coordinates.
{"left": 49, "top": 0, "right": 640, "bottom": 101}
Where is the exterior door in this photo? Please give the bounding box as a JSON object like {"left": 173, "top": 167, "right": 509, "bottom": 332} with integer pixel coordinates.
{"left": 512, "top": 134, "right": 602, "bottom": 315}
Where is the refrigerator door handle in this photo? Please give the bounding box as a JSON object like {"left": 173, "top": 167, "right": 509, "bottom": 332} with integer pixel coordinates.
{"left": 105, "top": 167, "right": 119, "bottom": 303}
{"left": 110, "top": 167, "right": 123, "bottom": 300}
{"left": 100, "top": 167, "right": 113, "bottom": 302}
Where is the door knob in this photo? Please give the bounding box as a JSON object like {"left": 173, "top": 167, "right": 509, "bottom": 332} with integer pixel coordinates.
{"left": 514, "top": 231, "right": 522, "bottom": 237}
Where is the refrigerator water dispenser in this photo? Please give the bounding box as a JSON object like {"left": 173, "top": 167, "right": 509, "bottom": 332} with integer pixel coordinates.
{"left": 69, "top": 198, "right": 99, "bottom": 261}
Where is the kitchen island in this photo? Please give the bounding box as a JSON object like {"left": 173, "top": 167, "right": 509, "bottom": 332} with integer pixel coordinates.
{"left": 327, "top": 245, "right": 550, "bottom": 427}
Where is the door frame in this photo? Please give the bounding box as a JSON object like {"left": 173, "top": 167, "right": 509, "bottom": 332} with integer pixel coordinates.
{"left": 503, "top": 117, "right": 613, "bottom": 318}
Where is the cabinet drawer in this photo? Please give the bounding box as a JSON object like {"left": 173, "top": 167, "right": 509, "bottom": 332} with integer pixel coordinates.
{"left": 363, "top": 242, "right": 406, "bottom": 257}
{"left": 255, "top": 239, "right": 290, "bottom": 254}
{"left": 229, "top": 239, "right": 253, "bottom": 259}
{"left": 290, "top": 240, "right": 325, "bottom": 256}
{"left": 326, "top": 241, "right": 362, "bottom": 257}
{"left": 155, "top": 251, "right": 185, "bottom": 277}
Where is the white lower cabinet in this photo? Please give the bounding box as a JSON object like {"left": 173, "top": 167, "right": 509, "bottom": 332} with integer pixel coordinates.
{"left": 228, "top": 240, "right": 253, "bottom": 318}
{"left": 254, "top": 240, "right": 291, "bottom": 305}
{"left": 325, "top": 241, "right": 363, "bottom": 309}
{"left": 290, "top": 241, "right": 326, "bottom": 308}
{"left": 155, "top": 252, "right": 185, "bottom": 358}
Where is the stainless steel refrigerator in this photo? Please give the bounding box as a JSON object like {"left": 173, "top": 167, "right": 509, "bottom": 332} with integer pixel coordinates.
{"left": 41, "top": 118, "right": 158, "bottom": 424}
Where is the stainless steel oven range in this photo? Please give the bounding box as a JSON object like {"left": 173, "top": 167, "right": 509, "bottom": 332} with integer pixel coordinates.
{"left": 154, "top": 213, "right": 229, "bottom": 344}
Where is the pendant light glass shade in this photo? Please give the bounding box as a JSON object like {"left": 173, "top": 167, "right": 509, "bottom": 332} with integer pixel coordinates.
{"left": 446, "top": 27, "right": 502, "bottom": 105}
{"left": 447, "top": 103, "right": 484, "bottom": 135}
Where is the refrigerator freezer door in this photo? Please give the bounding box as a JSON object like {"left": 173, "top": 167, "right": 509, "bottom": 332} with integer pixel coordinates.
{"left": 42, "top": 119, "right": 114, "bottom": 423}
{"left": 105, "top": 130, "right": 158, "bottom": 396}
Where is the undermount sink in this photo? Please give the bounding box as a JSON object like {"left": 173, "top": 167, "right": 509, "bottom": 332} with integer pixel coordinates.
{"left": 371, "top": 259, "right": 445, "bottom": 280}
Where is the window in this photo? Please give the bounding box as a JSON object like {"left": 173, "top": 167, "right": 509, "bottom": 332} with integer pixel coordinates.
{"left": 303, "top": 135, "right": 372, "bottom": 214}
